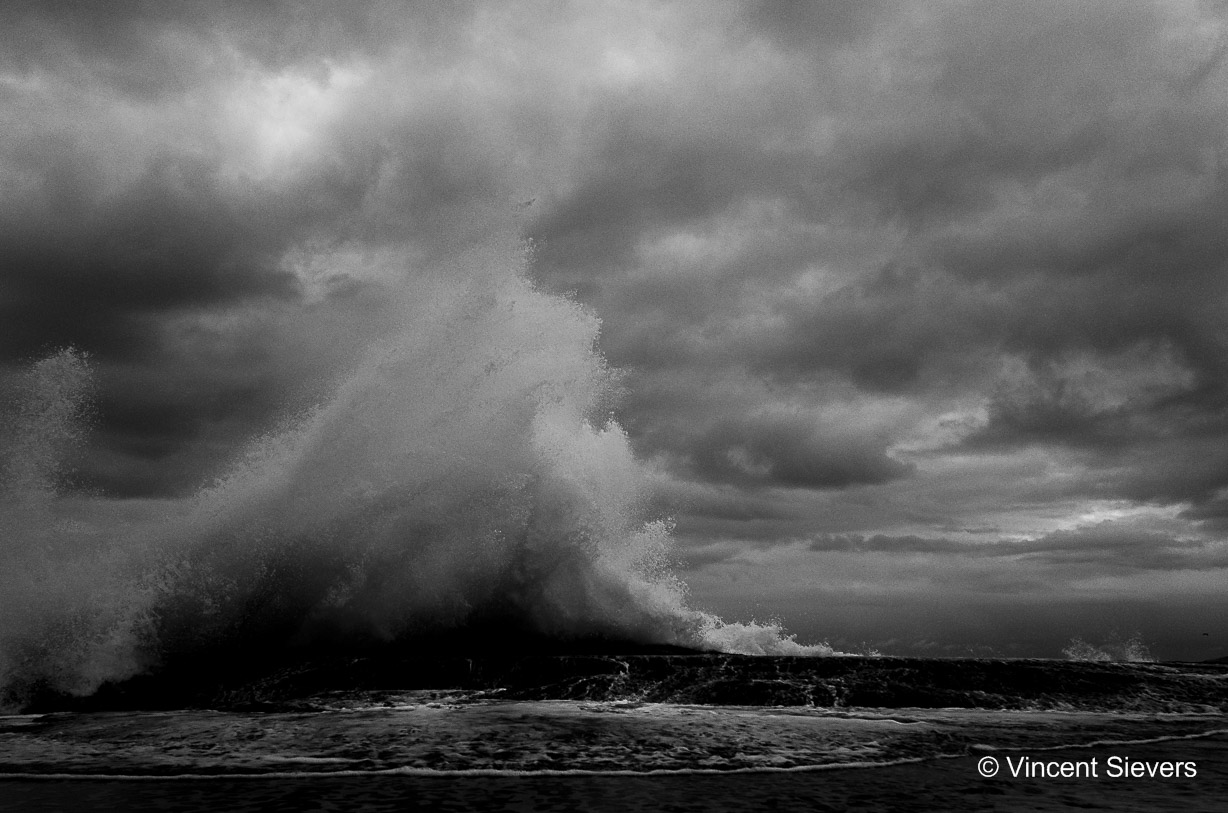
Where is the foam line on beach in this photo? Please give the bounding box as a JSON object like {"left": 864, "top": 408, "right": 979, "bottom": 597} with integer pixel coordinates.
{"left": 3, "top": 729, "right": 1227, "bottom": 782}
{"left": 967, "top": 726, "right": 1228, "bottom": 754}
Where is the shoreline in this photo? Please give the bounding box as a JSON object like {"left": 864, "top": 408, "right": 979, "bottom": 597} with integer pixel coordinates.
{"left": 3, "top": 735, "right": 1225, "bottom": 812}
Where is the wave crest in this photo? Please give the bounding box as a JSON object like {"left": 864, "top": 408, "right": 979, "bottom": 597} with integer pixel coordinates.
{"left": 0, "top": 231, "right": 825, "bottom": 705}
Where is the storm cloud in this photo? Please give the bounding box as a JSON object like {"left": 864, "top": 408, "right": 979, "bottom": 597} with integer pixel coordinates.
{"left": 3, "top": 1, "right": 1226, "bottom": 658}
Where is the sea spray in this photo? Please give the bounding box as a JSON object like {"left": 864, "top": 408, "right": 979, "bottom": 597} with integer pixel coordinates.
{"left": 0, "top": 349, "right": 157, "bottom": 697}
{"left": 1062, "top": 632, "right": 1155, "bottom": 663}
{"left": 0, "top": 231, "right": 829, "bottom": 706}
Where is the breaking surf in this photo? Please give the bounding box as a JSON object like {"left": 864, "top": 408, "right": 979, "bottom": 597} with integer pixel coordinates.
{"left": 0, "top": 226, "right": 829, "bottom": 712}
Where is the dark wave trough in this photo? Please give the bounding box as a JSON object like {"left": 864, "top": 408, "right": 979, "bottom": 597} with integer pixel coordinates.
{"left": 23, "top": 652, "right": 1228, "bottom": 715}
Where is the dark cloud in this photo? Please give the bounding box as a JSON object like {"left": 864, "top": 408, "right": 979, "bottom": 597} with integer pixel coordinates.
{"left": 670, "top": 486, "right": 796, "bottom": 524}
{"left": 0, "top": 1, "right": 525, "bottom": 495}
{"left": 529, "top": 110, "right": 815, "bottom": 295}
{"left": 805, "top": 524, "right": 1228, "bottom": 574}
{"left": 0, "top": 158, "right": 306, "bottom": 359}
{"left": 1010, "top": 524, "right": 1228, "bottom": 572}
{"left": 684, "top": 413, "right": 912, "bottom": 490}
{"left": 3, "top": 1, "right": 1227, "bottom": 655}
{"left": 513, "top": 1, "right": 1228, "bottom": 533}
{"left": 0, "top": 1, "right": 445, "bottom": 88}
{"left": 748, "top": 263, "right": 1000, "bottom": 392}
{"left": 807, "top": 533, "right": 969, "bottom": 554}
{"left": 743, "top": 0, "right": 892, "bottom": 49}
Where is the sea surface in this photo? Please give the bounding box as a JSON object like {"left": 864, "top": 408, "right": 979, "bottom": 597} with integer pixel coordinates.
{"left": 1, "top": 704, "right": 1224, "bottom": 812}
{"left": 3, "top": 656, "right": 1226, "bottom": 812}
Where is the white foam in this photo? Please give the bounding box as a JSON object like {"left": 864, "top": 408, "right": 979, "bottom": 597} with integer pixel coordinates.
{"left": 0, "top": 226, "right": 826, "bottom": 704}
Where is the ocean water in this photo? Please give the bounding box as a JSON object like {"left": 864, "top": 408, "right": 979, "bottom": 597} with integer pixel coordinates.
{"left": 2, "top": 700, "right": 1226, "bottom": 811}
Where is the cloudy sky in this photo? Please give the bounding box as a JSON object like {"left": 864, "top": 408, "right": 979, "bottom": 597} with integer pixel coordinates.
{"left": 3, "top": 1, "right": 1227, "bottom": 659}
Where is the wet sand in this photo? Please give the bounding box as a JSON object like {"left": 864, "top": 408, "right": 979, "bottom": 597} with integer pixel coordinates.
{"left": 3, "top": 733, "right": 1224, "bottom": 812}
